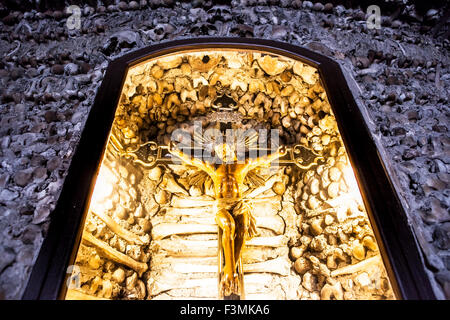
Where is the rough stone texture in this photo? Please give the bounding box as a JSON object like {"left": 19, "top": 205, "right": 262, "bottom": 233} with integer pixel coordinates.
{"left": 0, "top": 0, "right": 448, "bottom": 299}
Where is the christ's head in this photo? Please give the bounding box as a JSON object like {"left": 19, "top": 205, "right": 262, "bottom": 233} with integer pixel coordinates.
{"left": 214, "top": 143, "right": 236, "bottom": 163}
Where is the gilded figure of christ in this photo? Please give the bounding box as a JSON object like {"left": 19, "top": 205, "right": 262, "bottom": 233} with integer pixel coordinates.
{"left": 168, "top": 140, "right": 286, "bottom": 296}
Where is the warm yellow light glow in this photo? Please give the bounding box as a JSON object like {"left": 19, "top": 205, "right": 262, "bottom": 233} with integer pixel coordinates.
{"left": 91, "top": 168, "right": 114, "bottom": 204}
{"left": 66, "top": 47, "right": 396, "bottom": 300}
{"left": 323, "top": 161, "right": 365, "bottom": 222}
{"left": 343, "top": 162, "right": 363, "bottom": 202}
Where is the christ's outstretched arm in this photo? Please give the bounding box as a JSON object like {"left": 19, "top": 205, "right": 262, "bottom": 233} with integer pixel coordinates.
{"left": 168, "top": 141, "right": 215, "bottom": 176}
{"left": 240, "top": 145, "right": 287, "bottom": 176}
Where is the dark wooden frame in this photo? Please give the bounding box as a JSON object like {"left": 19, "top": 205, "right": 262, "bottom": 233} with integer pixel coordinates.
{"left": 22, "top": 38, "right": 436, "bottom": 300}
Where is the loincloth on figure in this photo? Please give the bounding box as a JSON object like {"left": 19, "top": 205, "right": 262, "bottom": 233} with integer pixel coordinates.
{"left": 215, "top": 198, "right": 246, "bottom": 216}
{"left": 215, "top": 198, "right": 257, "bottom": 240}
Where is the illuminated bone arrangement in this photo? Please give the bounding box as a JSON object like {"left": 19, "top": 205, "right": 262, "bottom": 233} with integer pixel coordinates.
{"left": 67, "top": 51, "right": 395, "bottom": 300}
{"left": 116, "top": 117, "right": 325, "bottom": 299}
{"left": 68, "top": 129, "right": 393, "bottom": 300}
{"left": 69, "top": 135, "right": 393, "bottom": 300}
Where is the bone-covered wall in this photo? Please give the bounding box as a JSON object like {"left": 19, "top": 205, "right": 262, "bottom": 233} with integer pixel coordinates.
{"left": 0, "top": 1, "right": 448, "bottom": 300}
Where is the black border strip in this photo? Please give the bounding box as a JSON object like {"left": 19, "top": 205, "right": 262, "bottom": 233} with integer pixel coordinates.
{"left": 22, "top": 37, "right": 436, "bottom": 300}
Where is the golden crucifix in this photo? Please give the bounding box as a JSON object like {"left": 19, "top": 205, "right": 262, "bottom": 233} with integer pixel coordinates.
{"left": 168, "top": 140, "right": 286, "bottom": 297}
{"left": 112, "top": 125, "right": 324, "bottom": 299}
